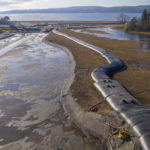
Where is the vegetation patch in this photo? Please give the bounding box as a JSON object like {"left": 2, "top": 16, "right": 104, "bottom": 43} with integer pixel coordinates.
{"left": 131, "top": 31, "right": 150, "bottom": 36}
{"left": 81, "top": 29, "right": 109, "bottom": 34}
{"left": 125, "top": 9, "right": 150, "bottom": 32}
{"left": 46, "top": 32, "right": 112, "bottom": 114}
{"left": 59, "top": 28, "right": 150, "bottom": 106}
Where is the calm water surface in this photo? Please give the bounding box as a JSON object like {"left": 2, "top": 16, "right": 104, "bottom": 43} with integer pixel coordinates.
{"left": 75, "top": 28, "right": 150, "bottom": 52}
{"left": 0, "top": 13, "right": 141, "bottom": 21}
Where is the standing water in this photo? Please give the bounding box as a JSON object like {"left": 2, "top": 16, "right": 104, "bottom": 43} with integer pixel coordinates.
{"left": 0, "top": 33, "right": 102, "bottom": 150}
{"left": 74, "top": 28, "right": 150, "bottom": 52}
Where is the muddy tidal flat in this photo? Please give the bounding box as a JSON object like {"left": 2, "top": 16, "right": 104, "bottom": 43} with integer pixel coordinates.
{"left": 0, "top": 33, "right": 102, "bottom": 150}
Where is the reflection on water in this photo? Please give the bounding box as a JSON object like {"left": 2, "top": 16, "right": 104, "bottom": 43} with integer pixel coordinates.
{"left": 0, "top": 34, "right": 23, "bottom": 49}
{"left": 0, "top": 33, "right": 70, "bottom": 145}
{"left": 76, "top": 28, "right": 150, "bottom": 52}
{"left": 0, "top": 33, "right": 102, "bottom": 150}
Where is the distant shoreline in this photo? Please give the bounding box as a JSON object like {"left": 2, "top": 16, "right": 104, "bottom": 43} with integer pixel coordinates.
{"left": 0, "top": 5, "right": 149, "bottom": 14}
{"left": 0, "top": 12, "right": 141, "bottom": 21}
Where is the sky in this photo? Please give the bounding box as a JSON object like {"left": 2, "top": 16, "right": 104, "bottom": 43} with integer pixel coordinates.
{"left": 0, "top": 0, "right": 150, "bottom": 11}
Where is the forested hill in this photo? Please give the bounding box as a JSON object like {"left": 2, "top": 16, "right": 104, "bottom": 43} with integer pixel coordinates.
{"left": 0, "top": 5, "right": 150, "bottom": 14}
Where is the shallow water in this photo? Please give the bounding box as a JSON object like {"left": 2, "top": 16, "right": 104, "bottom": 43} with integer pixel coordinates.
{"left": 0, "top": 34, "right": 23, "bottom": 50}
{"left": 0, "top": 33, "right": 102, "bottom": 150}
{"left": 75, "top": 28, "right": 150, "bottom": 52}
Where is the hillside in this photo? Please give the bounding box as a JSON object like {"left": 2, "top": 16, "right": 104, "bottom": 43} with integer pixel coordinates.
{"left": 0, "top": 5, "right": 150, "bottom": 14}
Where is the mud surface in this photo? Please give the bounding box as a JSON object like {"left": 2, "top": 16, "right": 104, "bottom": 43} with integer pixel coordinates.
{"left": 0, "top": 34, "right": 23, "bottom": 50}
{"left": 0, "top": 33, "right": 102, "bottom": 150}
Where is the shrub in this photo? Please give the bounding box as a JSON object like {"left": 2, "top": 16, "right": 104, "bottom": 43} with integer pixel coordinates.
{"left": 125, "top": 9, "right": 150, "bottom": 32}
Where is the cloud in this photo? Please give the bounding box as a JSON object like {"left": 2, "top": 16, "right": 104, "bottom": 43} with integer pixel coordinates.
{"left": 0, "top": 0, "right": 150, "bottom": 11}
{"left": 0, "top": 2, "right": 12, "bottom": 6}
{"left": 0, "top": 0, "right": 35, "bottom": 11}
{"left": 0, "top": 0, "right": 33, "bottom": 6}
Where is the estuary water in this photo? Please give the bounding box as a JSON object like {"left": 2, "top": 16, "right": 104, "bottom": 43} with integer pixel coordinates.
{"left": 0, "top": 33, "right": 101, "bottom": 150}
{"left": 74, "top": 28, "right": 150, "bottom": 52}
{"left": 0, "top": 13, "right": 141, "bottom": 21}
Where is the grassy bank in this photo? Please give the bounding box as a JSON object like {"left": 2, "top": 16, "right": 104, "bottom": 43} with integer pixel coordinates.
{"left": 58, "top": 29, "right": 150, "bottom": 105}
{"left": 19, "top": 20, "right": 118, "bottom": 24}
{"left": 131, "top": 31, "right": 150, "bottom": 36}
{"left": 46, "top": 32, "right": 112, "bottom": 114}
{"left": 81, "top": 29, "right": 109, "bottom": 34}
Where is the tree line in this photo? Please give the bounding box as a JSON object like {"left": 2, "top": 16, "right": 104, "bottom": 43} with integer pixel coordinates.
{"left": 0, "top": 16, "right": 11, "bottom": 25}
{"left": 125, "top": 9, "right": 150, "bottom": 32}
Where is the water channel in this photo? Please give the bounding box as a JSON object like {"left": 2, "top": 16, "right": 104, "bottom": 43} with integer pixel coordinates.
{"left": 0, "top": 33, "right": 102, "bottom": 150}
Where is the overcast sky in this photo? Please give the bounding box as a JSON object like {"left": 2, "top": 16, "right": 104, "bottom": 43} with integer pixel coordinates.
{"left": 0, "top": 0, "right": 150, "bottom": 11}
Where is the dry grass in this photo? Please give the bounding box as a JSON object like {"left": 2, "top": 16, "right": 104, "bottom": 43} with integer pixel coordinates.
{"left": 18, "top": 20, "right": 118, "bottom": 25}
{"left": 58, "top": 28, "right": 150, "bottom": 106}
{"left": 131, "top": 31, "right": 150, "bottom": 36}
{"left": 46, "top": 21, "right": 118, "bottom": 24}
{"left": 60, "top": 29, "right": 150, "bottom": 68}
{"left": 109, "top": 26, "right": 124, "bottom": 29}
{"left": 81, "top": 29, "right": 109, "bottom": 34}
{"left": 46, "top": 32, "right": 112, "bottom": 114}
{"left": 113, "top": 67, "right": 150, "bottom": 105}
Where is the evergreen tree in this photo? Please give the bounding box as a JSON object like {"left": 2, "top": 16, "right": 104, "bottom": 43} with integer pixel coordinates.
{"left": 0, "top": 16, "right": 10, "bottom": 25}
{"left": 148, "top": 12, "right": 150, "bottom": 25}
{"left": 141, "top": 9, "right": 148, "bottom": 24}
{"left": 125, "top": 9, "right": 150, "bottom": 32}
{"left": 125, "top": 17, "right": 138, "bottom": 31}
